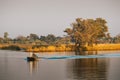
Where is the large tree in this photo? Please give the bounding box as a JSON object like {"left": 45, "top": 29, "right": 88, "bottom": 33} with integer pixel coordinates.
{"left": 4, "top": 32, "right": 9, "bottom": 43}
{"left": 64, "top": 18, "right": 109, "bottom": 51}
{"left": 40, "top": 34, "right": 56, "bottom": 45}
{"left": 4, "top": 32, "right": 9, "bottom": 39}
{"left": 29, "top": 33, "right": 39, "bottom": 41}
{"left": 15, "top": 35, "right": 27, "bottom": 44}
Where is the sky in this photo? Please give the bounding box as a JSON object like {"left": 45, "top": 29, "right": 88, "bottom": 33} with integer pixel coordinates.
{"left": 0, "top": 0, "right": 120, "bottom": 38}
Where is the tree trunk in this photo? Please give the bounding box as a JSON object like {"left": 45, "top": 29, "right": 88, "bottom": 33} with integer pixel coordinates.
{"left": 75, "top": 42, "right": 83, "bottom": 55}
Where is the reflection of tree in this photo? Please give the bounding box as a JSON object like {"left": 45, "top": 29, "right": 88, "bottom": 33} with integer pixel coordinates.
{"left": 28, "top": 60, "right": 38, "bottom": 75}
{"left": 67, "top": 54, "right": 108, "bottom": 80}
{"left": 75, "top": 51, "right": 98, "bottom": 55}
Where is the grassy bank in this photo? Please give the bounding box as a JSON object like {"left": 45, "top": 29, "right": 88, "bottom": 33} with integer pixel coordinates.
{"left": 0, "top": 43, "right": 120, "bottom": 52}
{"left": 26, "top": 45, "right": 74, "bottom": 52}
{"left": 86, "top": 44, "right": 120, "bottom": 51}
{"left": 1, "top": 45, "right": 21, "bottom": 51}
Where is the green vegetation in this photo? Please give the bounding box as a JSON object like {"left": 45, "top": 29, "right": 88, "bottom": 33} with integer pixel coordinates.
{"left": 64, "top": 18, "right": 109, "bottom": 51}
{"left": 112, "top": 34, "right": 120, "bottom": 43}
{"left": 1, "top": 45, "right": 21, "bottom": 51}
{"left": 0, "top": 18, "right": 120, "bottom": 52}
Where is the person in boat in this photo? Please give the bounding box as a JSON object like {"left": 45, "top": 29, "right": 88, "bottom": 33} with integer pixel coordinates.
{"left": 29, "top": 52, "right": 38, "bottom": 58}
{"left": 33, "top": 53, "right": 39, "bottom": 58}
{"left": 27, "top": 52, "right": 38, "bottom": 61}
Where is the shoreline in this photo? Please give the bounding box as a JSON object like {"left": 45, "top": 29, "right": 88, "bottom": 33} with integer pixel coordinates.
{"left": 0, "top": 43, "right": 120, "bottom": 52}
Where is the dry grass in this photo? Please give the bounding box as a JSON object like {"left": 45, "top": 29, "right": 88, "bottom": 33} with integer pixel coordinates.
{"left": 0, "top": 43, "right": 120, "bottom": 52}
{"left": 86, "top": 43, "right": 120, "bottom": 51}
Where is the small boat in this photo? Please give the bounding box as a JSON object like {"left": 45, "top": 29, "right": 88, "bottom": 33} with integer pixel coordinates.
{"left": 27, "top": 53, "right": 39, "bottom": 61}
{"left": 27, "top": 57, "right": 36, "bottom": 61}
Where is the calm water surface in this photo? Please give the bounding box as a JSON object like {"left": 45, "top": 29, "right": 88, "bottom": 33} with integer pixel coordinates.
{"left": 0, "top": 50, "right": 120, "bottom": 80}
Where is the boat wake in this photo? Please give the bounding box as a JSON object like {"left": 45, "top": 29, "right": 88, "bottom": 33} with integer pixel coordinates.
{"left": 38, "top": 54, "right": 120, "bottom": 60}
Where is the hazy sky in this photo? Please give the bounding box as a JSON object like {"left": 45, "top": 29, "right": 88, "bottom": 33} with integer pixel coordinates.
{"left": 0, "top": 0, "right": 120, "bottom": 38}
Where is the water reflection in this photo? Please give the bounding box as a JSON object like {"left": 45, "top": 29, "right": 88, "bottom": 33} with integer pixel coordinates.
{"left": 67, "top": 58, "right": 109, "bottom": 80}
{"left": 1, "top": 50, "right": 120, "bottom": 80}
{"left": 75, "top": 51, "right": 98, "bottom": 55}
{"left": 27, "top": 60, "right": 39, "bottom": 75}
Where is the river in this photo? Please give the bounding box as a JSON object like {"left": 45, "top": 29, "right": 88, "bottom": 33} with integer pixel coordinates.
{"left": 0, "top": 50, "right": 120, "bottom": 80}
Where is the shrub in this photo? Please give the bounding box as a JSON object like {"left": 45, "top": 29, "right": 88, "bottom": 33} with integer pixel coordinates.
{"left": 1, "top": 45, "right": 21, "bottom": 51}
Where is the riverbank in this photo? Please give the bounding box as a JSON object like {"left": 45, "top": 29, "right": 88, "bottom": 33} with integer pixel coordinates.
{"left": 0, "top": 43, "right": 120, "bottom": 52}
{"left": 86, "top": 44, "right": 120, "bottom": 51}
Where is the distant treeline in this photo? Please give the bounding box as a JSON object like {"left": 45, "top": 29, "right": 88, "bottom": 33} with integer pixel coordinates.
{"left": 0, "top": 32, "right": 120, "bottom": 46}
{"left": 0, "top": 18, "right": 120, "bottom": 52}
{"left": 0, "top": 33, "right": 71, "bottom": 45}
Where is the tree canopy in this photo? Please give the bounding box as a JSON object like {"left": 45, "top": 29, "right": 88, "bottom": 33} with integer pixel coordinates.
{"left": 64, "top": 18, "right": 109, "bottom": 49}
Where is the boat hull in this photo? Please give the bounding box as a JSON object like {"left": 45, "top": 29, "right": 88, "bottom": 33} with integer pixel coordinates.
{"left": 27, "top": 57, "right": 36, "bottom": 61}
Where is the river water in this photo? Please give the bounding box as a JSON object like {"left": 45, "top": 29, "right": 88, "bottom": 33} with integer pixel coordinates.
{"left": 0, "top": 50, "right": 120, "bottom": 80}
